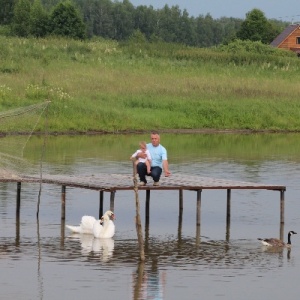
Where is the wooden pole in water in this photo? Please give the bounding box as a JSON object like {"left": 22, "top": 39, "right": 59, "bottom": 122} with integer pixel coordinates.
{"left": 145, "top": 190, "right": 150, "bottom": 225}
{"left": 61, "top": 185, "right": 66, "bottom": 220}
{"left": 16, "top": 182, "right": 21, "bottom": 217}
{"left": 226, "top": 189, "right": 231, "bottom": 241}
{"left": 179, "top": 189, "right": 183, "bottom": 215}
{"left": 133, "top": 161, "right": 145, "bottom": 261}
{"left": 99, "top": 191, "right": 104, "bottom": 218}
{"left": 110, "top": 191, "right": 115, "bottom": 211}
{"left": 196, "top": 190, "right": 202, "bottom": 226}
{"left": 196, "top": 190, "right": 202, "bottom": 245}
{"left": 178, "top": 189, "right": 183, "bottom": 239}
{"left": 280, "top": 189, "right": 285, "bottom": 224}
{"left": 280, "top": 189, "right": 285, "bottom": 241}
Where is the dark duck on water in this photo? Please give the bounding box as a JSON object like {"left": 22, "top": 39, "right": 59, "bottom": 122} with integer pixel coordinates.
{"left": 257, "top": 230, "right": 297, "bottom": 247}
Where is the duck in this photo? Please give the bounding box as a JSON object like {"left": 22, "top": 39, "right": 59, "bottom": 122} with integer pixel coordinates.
{"left": 66, "top": 215, "right": 104, "bottom": 234}
{"left": 257, "top": 230, "right": 297, "bottom": 247}
{"left": 93, "top": 210, "right": 115, "bottom": 238}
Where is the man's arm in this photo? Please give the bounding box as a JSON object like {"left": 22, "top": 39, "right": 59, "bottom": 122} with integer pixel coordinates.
{"left": 163, "top": 160, "right": 171, "bottom": 177}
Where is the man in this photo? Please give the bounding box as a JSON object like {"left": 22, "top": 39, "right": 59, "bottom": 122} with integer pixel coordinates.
{"left": 136, "top": 131, "right": 171, "bottom": 186}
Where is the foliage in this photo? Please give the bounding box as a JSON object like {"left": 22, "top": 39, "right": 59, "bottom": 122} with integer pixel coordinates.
{"left": 0, "top": 0, "right": 16, "bottom": 25}
{"left": 237, "top": 9, "right": 280, "bottom": 44}
{"left": 11, "top": 0, "right": 31, "bottom": 37}
{"left": 30, "top": 0, "right": 49, "bottom": 37}
{"left": 217, "top": 39, "right": 295, "bottom": 56}
{"left": 4, "top": 0, "right": 290, "bottom": 48}
{"left": 1, "top": 36, "right": 300, "bottom": 133}
{"left": 49, "top": 1, "right": 86, "bottom": 39}
{"left": 0, "top": 24, "right": 12, "bottom": 36}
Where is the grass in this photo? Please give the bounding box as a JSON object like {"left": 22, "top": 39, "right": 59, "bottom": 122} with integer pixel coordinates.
{"left": 1, "top": 35, "right": 300, "bottom": 133}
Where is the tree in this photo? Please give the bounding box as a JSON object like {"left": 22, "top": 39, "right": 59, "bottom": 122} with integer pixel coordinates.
{"left": 92, "top": 0, "right": 114, "bottom": 38}
{"left": 133, "top": 5, "right": 157, "bottom": 40}
{"left": 11, "top": 0, "right": 31, "bottom": 37}
{"left": 195, "top": 14, "right": 214, "bottom": 47}
{"left": 50, "top": 1, "right": 86, "bottom": 39}
{"left": 112, "top": 0, "right": 135, "bottom": 40}
{"left": 237, "top": 9, "right": 277, "bottom": 44}
{"left": 30, "top": 0, "right": 49, "bottom": 37}
{"left": 0, "top": 0, "right": 16, "bottom": 25}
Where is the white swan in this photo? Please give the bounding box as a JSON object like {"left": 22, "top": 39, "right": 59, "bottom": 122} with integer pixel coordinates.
{"left": 93, "top": 210, "right": 115, "bottom": 238}
{"left": 66, "top": 215, "right": 103, "bottom": 234}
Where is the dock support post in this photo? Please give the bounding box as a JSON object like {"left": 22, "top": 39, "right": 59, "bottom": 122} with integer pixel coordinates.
{"left": 15, "top": 216, "right": 20, "bottom": 246}
{"left": 196, "top": 190, "right": 202, "bottom": 226}
{"left": 61, "top": 185, "right": 66, "bottom": 220}
{"left": 196, "top": 190, "right": 202, "bottom": 244}
{"left": 280, "top": 189, "right": 285, "bottom": 241}
{"left": 179, "top": 189, "right": 183, "bottom": 217}
{"left": 226, "top": 189, "right": 231, "bottom": 241}
{"left": 60, "top": 218, "right": 65, "bottom": 247}
{"left": 110, "top": 191, "right": 115, "bottom": 211}
{"left": 178, "top": 189, "right": 183, "bottom": 239}
{"left": 16, "top": 182, "right": 21, "bottom": 217}
{"left": 280, "top": 189, "right": 285, "bottom": 224}
{"left": 99, "top": 191, "right": 104, "bottom": 218}
{"left": 145, "top": 190, "right": 150, "bottom": 225}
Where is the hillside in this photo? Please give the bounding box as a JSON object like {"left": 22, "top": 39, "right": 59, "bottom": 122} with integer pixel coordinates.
{"left": 0, "top": 36, "right": 300, "bottom": 133}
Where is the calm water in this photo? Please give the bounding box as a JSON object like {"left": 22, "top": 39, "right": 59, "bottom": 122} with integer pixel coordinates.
{"left": 1, "top": 133, "right": 300, "bottom": 300}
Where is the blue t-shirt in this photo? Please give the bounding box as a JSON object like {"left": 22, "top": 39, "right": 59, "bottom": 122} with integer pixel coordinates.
{"left": 147, "top": 143, "right": 167, "bottom": 168}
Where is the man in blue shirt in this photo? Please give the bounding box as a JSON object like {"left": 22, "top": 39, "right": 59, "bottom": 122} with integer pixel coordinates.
{"left": 136, "top": 131, "right": 171, "bottom": 186}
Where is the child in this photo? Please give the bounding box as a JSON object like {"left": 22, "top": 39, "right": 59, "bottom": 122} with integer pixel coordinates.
{"left": 130, "top": 141, "right": 152, "bottom": 174}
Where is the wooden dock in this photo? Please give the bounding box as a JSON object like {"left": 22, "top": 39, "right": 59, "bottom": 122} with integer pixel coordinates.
{"left": 1, "top": 172, "right": 286, "bottom": 239}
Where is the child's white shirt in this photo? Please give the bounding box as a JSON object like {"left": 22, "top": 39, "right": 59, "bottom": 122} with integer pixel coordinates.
{"left": 131, "top": 149, "right": 152, "bottom": 163}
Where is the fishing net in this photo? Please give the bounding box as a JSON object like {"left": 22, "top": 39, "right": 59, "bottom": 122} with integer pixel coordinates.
{"left": 0, "top": 101, "right": 50, "bottom": 179}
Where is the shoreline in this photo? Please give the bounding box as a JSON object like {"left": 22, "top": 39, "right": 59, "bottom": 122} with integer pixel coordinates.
{"left": 12, "top": 128, "right": 300, "bottom": 136}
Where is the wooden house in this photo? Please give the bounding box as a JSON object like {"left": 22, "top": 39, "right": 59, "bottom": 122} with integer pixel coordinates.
{"left": 270, "top": 24, "right": 300, "bottom": 56}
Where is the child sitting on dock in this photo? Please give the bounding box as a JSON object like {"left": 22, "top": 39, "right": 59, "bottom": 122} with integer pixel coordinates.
{"left": 130, "top": 141, "right": 152, "bottom": 175}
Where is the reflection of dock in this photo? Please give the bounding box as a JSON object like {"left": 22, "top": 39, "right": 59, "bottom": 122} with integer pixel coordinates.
{"left": 1, "top": 172, "right": 286, "bottom": 240}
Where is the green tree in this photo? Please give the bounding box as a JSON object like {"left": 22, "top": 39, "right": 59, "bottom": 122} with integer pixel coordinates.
{"left": 156, "top": 5, "right": 180, "bottom": 43}
{"left": 30, "top": 0, "right": 49, "bottom": 37}
{"left": 133, "top": 5, "right": 157, "bottom": 40}
{"left": 177, "top": 9, "right": 196, "bottom": 45}
{"left": 237, "top": 9, "right": 277, "bottom": 44}
{"left": 112, "top": 0, "right": 135, "bottom": 40}
{"left": 92, "top": 0, "right": 114, "bottom": 38}
{"left": 0, "top": 0, "right": 16, "bottom": 25}
{"left": 50, "top": 1, "right": 86, "bottom": 39}
{"left": 195, "top": 14, "right": 214, "bottom": 47}
{"left": 11, "top": 0, "right": 31, "bottom": 37}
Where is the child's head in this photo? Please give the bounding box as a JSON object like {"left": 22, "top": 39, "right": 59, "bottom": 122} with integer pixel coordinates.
{"left": 139, "top": 141, "right": 147, "bottom": 152}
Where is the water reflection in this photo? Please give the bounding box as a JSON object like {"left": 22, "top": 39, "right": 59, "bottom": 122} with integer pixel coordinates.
{"left": 260, "top": 246, "right": 292, "bottom": 260}
{"left": 67, "top": 234, "right": 115, "bottom": 262}
{"left": 132, "top": 259, "right": 166, "bottom": 300}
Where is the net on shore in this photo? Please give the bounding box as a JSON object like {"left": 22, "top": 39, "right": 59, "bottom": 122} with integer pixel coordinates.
{"left": 0, "top": 101, "right": 50, "bottom": 179}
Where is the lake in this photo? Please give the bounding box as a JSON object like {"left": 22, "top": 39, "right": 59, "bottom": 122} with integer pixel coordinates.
{"left": 1, "top": 133, "right": 300, "bottom": 300}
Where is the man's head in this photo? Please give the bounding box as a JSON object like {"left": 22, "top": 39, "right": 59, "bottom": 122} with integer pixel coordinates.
{"left": 150, "top": 131, "right": 160, "bottom": 147}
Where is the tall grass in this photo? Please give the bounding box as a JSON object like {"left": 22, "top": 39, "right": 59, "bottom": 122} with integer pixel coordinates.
{"left": 1, "top": 36, "right": 300, "bottom": 133}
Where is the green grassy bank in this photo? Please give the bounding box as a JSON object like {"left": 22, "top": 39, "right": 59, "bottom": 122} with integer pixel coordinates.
{"left": 1, "top": 36, "right": 300, "bottom": 133}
